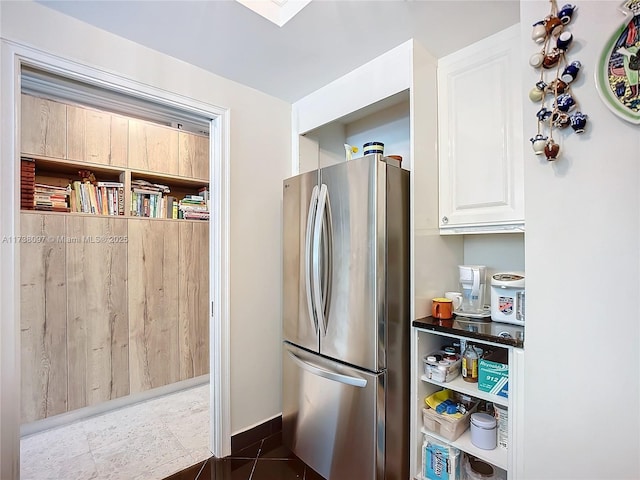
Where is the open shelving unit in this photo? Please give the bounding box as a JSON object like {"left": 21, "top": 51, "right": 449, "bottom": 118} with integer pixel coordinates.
{"left": 413, "top": 326, "right": 521, "bottom": 479}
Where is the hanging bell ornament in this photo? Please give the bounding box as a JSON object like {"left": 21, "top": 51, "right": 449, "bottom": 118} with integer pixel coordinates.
{"left": 530, "top": 134, "right": 548, "bottom": 155}
{"left": 544, "top": 139, "right": 561, "bottom": 161}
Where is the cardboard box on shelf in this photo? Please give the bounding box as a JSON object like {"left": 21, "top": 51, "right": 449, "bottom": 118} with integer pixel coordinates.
{"left": 478, "top": 350, "right": 508, "bottom": 398}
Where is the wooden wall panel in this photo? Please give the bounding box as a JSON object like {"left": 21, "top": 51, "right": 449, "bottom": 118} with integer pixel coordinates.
{"left": 20, "top": 213, "right": 67, "bottom": 422}
{"left": 66, "top": 216, "right": 129, "bottom": 410}
{"left": 128, "top": 219, "right": 180, "bottom": 392}
{"left": 178, "top": 221, "right": 210, "bottom": 379}
{"left": 21, "top": 94, "right": 66, "bottom": 159}
{"left": 128, "top": 119, "right": 179, "bottom": 175}
{"left": 66, "top": 105, "right": 111, "bottom": 165}
{"left": 179, "top": 132, "right": 209, "bottom": 180}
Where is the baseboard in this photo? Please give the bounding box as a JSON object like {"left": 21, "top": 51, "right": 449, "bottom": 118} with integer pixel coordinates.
{"left": 231, "top": 415, "right": 282, "bottom": 454}
{"left": 21, "top": 375, "right": 210, "bottom": 437}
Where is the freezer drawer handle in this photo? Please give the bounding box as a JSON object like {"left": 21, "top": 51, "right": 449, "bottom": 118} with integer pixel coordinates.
{"left": 287, "top": 351, "right": 367, "bottom": 388}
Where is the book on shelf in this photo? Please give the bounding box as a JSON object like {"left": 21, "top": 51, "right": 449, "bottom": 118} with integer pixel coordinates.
{"left": 67, "top": 178, "right": 123, "bottom": 216}
{"left": 182, "top": 210, "right": 210, "bottom": 221}
{"left": 131, "top": 190, "right": 165, "bottom": 218}
{"left": 20, "top": 158, "right": 36, "bottom": 210}
{"left": 33, "top": 183, "right": 70, "bottom": 212}
{"left": 131, "top": 179, "right": 170, "bottom": 194}
{"left": 177, "top": 192, "right": 209, "bottom": 220}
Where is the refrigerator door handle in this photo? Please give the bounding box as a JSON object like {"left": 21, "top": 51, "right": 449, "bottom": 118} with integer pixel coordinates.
{"left": 312, "top": 183, "right": 328, "bottom": 335}
{"left": 305, "top": 185, "right": 320, "bottom": 334}
{"left": 286, "top": 351, "right": 367, "bottom": 388}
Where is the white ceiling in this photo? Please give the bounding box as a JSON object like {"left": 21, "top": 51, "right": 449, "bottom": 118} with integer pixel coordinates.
{"left": 37, "top": 0, "right": 520, "bottom": 103}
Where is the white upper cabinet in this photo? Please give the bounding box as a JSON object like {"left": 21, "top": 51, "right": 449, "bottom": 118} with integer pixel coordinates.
{"left": 438, "top": 24, "right": 524, "bottom": 234}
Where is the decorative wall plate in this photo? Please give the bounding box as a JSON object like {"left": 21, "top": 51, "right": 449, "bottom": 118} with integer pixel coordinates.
{"left": 596, "top": 0, "right": 640, "bottom": 123}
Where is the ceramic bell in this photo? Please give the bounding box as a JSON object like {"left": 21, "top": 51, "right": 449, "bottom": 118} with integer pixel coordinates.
{"left": 556, "top": 31, "right": 573, "bottom": 51}
{"left": 536, "top": 107, "right": 552, "bottom": 122}
{"left": 529, "top": 52, "right": 545, "bottom": 68}
{"left": 529, "top": 87, "right": 544, "bottom": 102}
{"left": 552, "top": 111, "right": 571, "bottom": 128}
{"left": 544, "top": 139, "right": 560, "bottom": 160}
{"left": 547, "top": 78, "right": 568, "bottom": 95}
{"left": 542, "top": 48, "right": 562, "bottom": 69}
{"left": 556, "top": 93, "right": 576, "bottom": 112}
{"left": 530, "top": 134, "right": 548, "bottom": 155}
{"left": 561, "top": 60, "right": 581, "bottom": 83}
{"left": 532, "top": 21, "right": 547, "bottom": 43}
{"left": 558, "top": 4, "right": 577, "bottom": 25}
{"left": 570, "top": 111, "right": 588, "bottom": 133}
{"left": 544, "top": 15, "right": 564, "bottom": 36}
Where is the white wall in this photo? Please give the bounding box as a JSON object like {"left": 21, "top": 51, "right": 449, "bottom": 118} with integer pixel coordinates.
{"left": 0, "top": 1, "right": 290, "bottom": 474}
{"left": 521, "top": 1, "right": 640, "bottom": 478}
{"left": 462, "top": 233, "right": 525, "bottom": 305}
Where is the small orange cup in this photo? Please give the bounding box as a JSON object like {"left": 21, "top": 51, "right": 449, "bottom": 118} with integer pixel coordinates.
{"left": 431, "top": 298, "right": 454, "bottom": 319}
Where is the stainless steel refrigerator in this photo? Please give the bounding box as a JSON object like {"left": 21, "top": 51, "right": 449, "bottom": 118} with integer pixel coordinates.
{"left": 282, "top": 153, "right": 409, "bottom": 480}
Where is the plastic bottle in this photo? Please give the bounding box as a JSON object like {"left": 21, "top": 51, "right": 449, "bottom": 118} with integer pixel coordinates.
{"left": 462, "top": 344, "right": 479, "bottom": 383}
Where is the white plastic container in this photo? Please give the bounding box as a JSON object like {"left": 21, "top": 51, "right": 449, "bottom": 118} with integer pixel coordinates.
{"left": 470, "top": 413, "right": 497, "bottom": 450}
{"left": 423, "top": 352, "right": 461, "bottom": 383}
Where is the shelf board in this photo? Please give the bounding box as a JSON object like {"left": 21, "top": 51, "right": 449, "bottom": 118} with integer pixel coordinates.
{"left": 21, "top": 154, "right": 209, "bottom": 187}
{"left": 21, "top": 209, "right": 208, "bottom": 222}
{"left": 420, "top": 374, "right": 508, "bottom": 407}
{"left": 23, "top": 154, "right": 124, "bottom": 178}
{"left": 129, "top": 168, "right": 208, "bottom": 187}
{"left": 420, "top": 426, "right": 508, "bottom": 470}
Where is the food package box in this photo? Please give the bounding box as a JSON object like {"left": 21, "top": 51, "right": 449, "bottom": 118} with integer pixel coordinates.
{"left": 422, "top": 434, "right": 461, "bottom": 480}
{"left": 423, "top": 351, "right": 461, "bottom": 383}
{"left": 478, "top": 350, "right": 509, "bottom": 398}
{"left": 422, "top": 401, "right": 478, "bottom": 442}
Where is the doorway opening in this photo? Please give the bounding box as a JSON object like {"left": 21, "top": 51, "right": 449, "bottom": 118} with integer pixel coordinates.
{"left": 2, "top": 44, "right": 230, "bottom": 479}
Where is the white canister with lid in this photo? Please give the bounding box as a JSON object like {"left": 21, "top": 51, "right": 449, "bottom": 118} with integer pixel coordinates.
{"left": 490, "top": 272, "right": 525, "bottom": 325}
{"left": 470, "top": 413, "right": 497, "bottom": 450}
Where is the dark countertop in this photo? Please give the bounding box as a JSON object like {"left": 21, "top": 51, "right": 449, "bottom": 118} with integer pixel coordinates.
{"left": 413, "top": 316, "right": 525, "bottom": 348}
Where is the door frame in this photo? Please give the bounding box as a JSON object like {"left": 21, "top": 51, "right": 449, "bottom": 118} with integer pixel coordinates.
{"left": 0, "top": 40, "right": 231, "bottom": 479}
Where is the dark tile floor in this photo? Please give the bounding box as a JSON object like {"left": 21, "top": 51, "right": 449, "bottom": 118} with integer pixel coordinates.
{"left": 164, "top": 431, "right": 324, "bottom": 480}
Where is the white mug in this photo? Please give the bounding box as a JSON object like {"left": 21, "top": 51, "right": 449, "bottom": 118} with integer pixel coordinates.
{"left": 444, "top": 291, "right": 463, "bottom": 311}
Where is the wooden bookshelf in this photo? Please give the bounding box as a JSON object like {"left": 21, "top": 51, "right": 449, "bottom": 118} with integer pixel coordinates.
{"left": 19, "top": 93, "right": 211, "bottom": 422}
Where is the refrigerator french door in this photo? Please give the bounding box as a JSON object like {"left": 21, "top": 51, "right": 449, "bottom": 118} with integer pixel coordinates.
{"left": 282, "top": 154, "right": 409, "bottom": 480}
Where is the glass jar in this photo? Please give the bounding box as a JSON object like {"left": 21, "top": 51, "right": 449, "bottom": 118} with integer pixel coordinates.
{"left": 443, "top": 346, "right": 457, "bottom": 362}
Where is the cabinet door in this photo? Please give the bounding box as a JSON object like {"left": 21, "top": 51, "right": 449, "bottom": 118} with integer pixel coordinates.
{"left": 179, "top": 132, "right": 209, "bottom": 180}
{"left": 110, "top": 114, "right": 129, "bottom": 168}
{"left": 66, "top": 106, "right": 129, "bottom": 168}
{"left": 127, "top": 219, "right": 180, "bottom": 392}
{"left": 20, "top": 213, "right": 67, "bottom": 422}
{"left": 128, "top": 119, "right": 179, "bottom": 175}
{"left": 66, "top": 216, "right": 129, "bottom": 409}
{"left": 66, "top": 105, "right": 111, "bottom": 165}
{"left": 21, "top": 94, "right": 66, "bottom": 159}
{"left": 178, "top": 221, "right": 209, "bottom": 379}
{"left": 438, "top": 25, "right": 524, "bottom": 232}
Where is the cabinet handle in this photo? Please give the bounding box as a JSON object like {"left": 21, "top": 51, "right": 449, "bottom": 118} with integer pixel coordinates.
{"left": 442, "top": 216, "right": 449, "bottom": 224}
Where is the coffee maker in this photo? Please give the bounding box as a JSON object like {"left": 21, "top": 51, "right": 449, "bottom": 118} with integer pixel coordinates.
{"left": 457, "top": 265, "right": 490, "bottom": 317}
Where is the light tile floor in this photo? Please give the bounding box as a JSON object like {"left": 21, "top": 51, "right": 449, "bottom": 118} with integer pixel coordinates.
{"left": 20, "top": 383, "right": 211, "bottom": 480}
